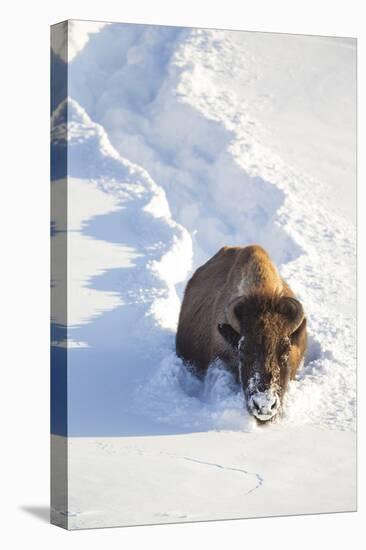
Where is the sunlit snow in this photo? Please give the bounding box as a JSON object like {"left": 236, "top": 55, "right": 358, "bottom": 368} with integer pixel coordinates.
{"left": 51, "top": 22, "right": 356, "bottom": 529}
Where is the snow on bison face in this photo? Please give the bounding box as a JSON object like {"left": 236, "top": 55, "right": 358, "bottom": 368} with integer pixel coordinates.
{"left": 218, "top": 295, "right": 304, "bottom": 422}
{"left": 237, "top": 331, "right": 291, "bottom": 422}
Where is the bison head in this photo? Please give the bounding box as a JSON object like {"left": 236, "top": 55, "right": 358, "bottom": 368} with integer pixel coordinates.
{"left": 218, "top": 294, "right": 305, "bottom": 422}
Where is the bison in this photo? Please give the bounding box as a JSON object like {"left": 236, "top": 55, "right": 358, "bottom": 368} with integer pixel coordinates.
{"left": 176, "top": 245, "right": 307, "bottom": 422}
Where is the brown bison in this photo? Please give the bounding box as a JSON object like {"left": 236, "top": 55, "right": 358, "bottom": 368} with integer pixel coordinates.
{"left": 176, "top": 245, "right": 307, "bottom": 422}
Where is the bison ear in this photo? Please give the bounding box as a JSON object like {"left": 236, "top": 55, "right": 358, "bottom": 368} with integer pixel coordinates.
{"left": 277, "top": 297, "right": 305, "bottom": 335}
{"left": 217, "top": 323, "right": 241, "bottom": 349}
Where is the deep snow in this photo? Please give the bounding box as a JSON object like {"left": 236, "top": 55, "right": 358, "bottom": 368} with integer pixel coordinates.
{"left": 51, "top": 21, "right": 356, "bottom": 528}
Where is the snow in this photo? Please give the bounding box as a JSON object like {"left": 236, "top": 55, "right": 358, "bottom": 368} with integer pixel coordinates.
{"left": 51, "top": 20, "right": 110, "bottom": 62}
{"left": 52, "top": 427, "right": 356, "bottom": 529}
{"left": 51, "top": 21, "right": 356, "bottom": 528}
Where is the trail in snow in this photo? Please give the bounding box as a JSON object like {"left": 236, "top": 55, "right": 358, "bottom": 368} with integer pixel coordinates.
{"left": 51, "top": 23, "right": 356, "bottom": 435}
{"left": 69, "top": 24, "right": 300, "bottom": 270}
{"left": 178, "top": 456, "right": 264, "bottom": 495}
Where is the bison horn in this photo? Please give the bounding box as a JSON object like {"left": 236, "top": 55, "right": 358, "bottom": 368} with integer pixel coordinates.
{"left": 277, "top": 296, "right": 305, "bottom": 334}
{"left": 225, "top": 296, "right": 245, "bottom": 333}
